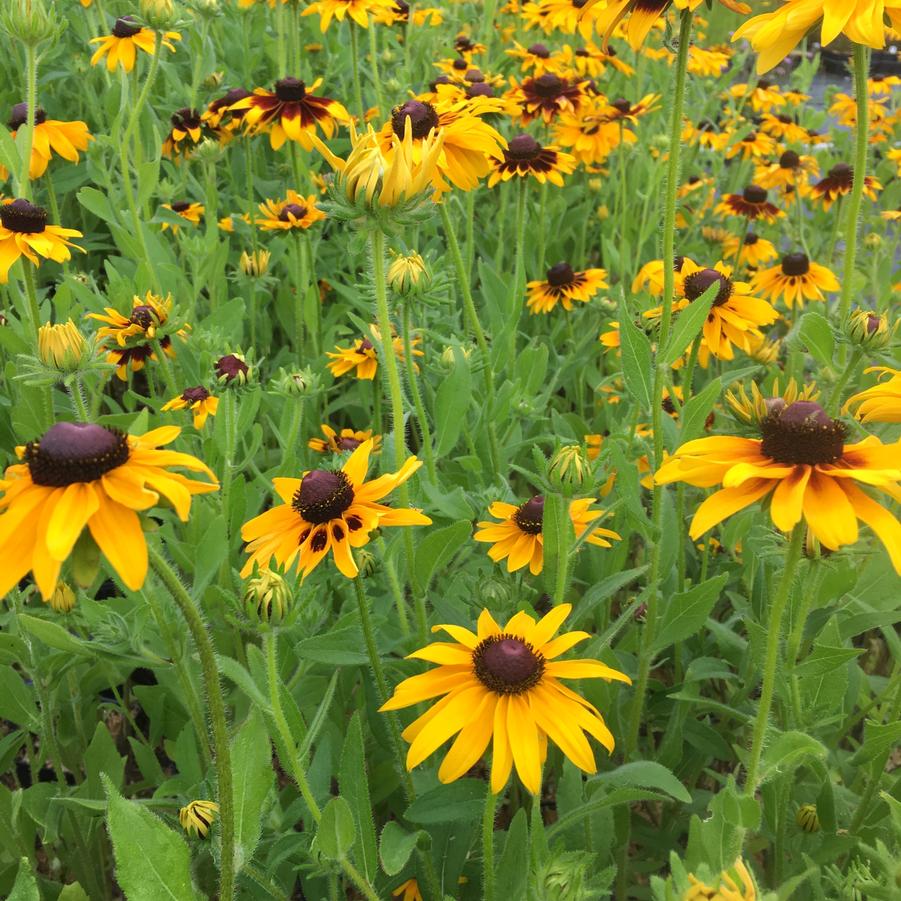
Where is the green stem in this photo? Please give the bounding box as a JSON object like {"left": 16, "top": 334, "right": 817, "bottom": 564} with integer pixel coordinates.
{"left": 837, "top": 45, "right": 870, "bottom": 331}
{"left": 70, "top": 378, "right": 91, "bottom": 422}
{"left": 827, "top": 347, "right": 863, "bottom": 414}
{"left": 275, "top": 0, "right": 288, "bottom": 76}
{"left": 510, "top": 178, "right": 527, "bottom": 363}
{"left": 624, "top": 8, "right": 693, "bottom": 759}
{"left": 349, "top": 24, "right": 364, "bottom": 121}
{"left": 482, "top": 788, "right": 498, "bottom": 901}
{"left": 148, "top": 546, "right": 235, "bottom": 901}
{"left": 402, "top": 299, "right": 436, "bottom": 482}
{"left": 366, "top": 20, "right": 385, "bottom": 117}
{"left": 18, "top": 45, "right": 38, "bottom": 198}
{"left": 20, "top": 262, "right": 42, "bottom": 345}
{"left": 743, "top": 524, "right": 804, "bottom": 797}
{"left": 291, "top": 0, "right": 303, "bottom": 77}
{"left": 44, "top": 176, "right": 71, "bottom": 277}
{"left": 293, "top": 232, "right": 309, "bottom": 353}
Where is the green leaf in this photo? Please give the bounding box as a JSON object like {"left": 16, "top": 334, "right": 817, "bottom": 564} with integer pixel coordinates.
{"left": 590, "top": 761, "right": 691, "bottom": 804}
{"left": 8, "top": 857, "right": 39, "bottom": 901}
{"left": 103, "top": 775, "right": 200, "bottom": 901}
{"left": 316, "top": 797, "right": 356, "bottom": 861}
{"left": 680, "top": 378, "right": 722, "bottom": 442}
{"left": 793, "top": 644, "right": 863, "bottom": 678}
{"left": 546, "top": 788, "right": 669, "bottom": 840}
{"left": 339, "top": 712, "right": 378, "bottom": 880}
{"left": 217, "top": 655, "right": 272, "bottom": 713}
{"left": 17, "top": 613, "right": 92, "bottom": 656}
{"left": 495, "top": 808, "right": 529, "bottom": 900}
{"left": 77, "top": 186, "right": 116, "bottom": 224}
{"left": 662, "top": 282, "right": 718, "bottom": 366}
{"left": 0, "top": 128, "right": 21, "bottom": 189}
{"left": 0, "top": 668, "right": 37, "bottom": 729}
{"left": 378, "top": 820, "right": 427, "bottom": 877}
{"left": 58, "top": 883, "right": 91, "bottom": 901}
{"left": 617, "top": 300, "right": 653, "bottom": 412}
{"left": 413, "top": 520, "right": 471, "bottom": 595}
{"left": 652, "top": 573, "right": 728, "bottom": 653}
{"left": 231, "top": 709, "right": 274, "bottom": 872}
{"left": 851, "top": 720, "right": 901, "bottom": 766}
{"left": 434, "top": 346, "right": 472, "bottom": 456}
{"left": 541, "top": 492, "right": 570, "bottom": 601}
{"left": 760, "top": 731, "right": 827, "bottom": 783}
{"left": 295, "top": 626, "right": 368, "bottom": 665}
{"left": 797, "top": 311, "right": 834, "bottom": 366}
{"left": 85, "top": 721, "right": 126, "bottom": 796}
{"left": 404, "top": 779, "right": 485, "bottom": 825}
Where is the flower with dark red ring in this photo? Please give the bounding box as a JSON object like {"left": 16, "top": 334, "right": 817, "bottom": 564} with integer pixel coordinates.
{"left": 202, "top": 87, "right": 253, "bottom": 131}
{"left": 811, "top": 163, "right": 882, "bottom": 212}
{"left": 162, "top": 108, "right": 205, "bottom": 160}
{"left": 526, "top": 262, "right": 609, "bottom": 314}
{"left": 488, "top": 133, "right": 576, "bottom": 187}
{"left": 510, "top": 72, "right": 587, "bottom": 123}
{"left": 715, "top": 184, "right": 784, "bottom": 223}
{"left": 215, "top": 354, "right": 249, "bottom": 384}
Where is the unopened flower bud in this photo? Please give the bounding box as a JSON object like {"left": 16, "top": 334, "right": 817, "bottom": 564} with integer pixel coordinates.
{"left": 38, "top": 320, "right": 88, "bottom": 373}
{"left": 140, "top": 0, "right": 177, "bottom": 29}
{"left": 273, "top": 366, "right": 321, "bottom": 397}
{"left": 46, "top": 581, "right": 76, "bottom": 613}
{"left": 193, "top": 137, "right": 225, "bottom": 164}
{"left": 846, "top": 309, "right": 891, "bottom": 350}
{"left": 387, "top": 251, "right": 429, "bottom": 296}
{"left": 587, "top": 177, "right": 602, "bottom": 193}
{"left": 796, "top": 803, "right": 820, "bottom": 833}
{"left": 549, "top": 445, "right": 588, "bottom": 493}
{"left": 240, "top": 249, "right": 270, "bottom": 277}
{"left": 192, "top": 0, "right": 221, "bottom": 17}
{"left": 355, "top": 549, "right": 379, "bottom": 578}
{"left": 1, "top": 0, "right": 67, "bottom": 48}
{"left": 243, "top": 569, "right": 291, "bottom": 624}
{"left": 438, "top": 345, "right": 472, "bottom": 371}
{"left": 596, "top": 204, "right": 609, "bottom": 221}
{"left": 215, "top": 353, "right": 250, "bottom": 386}
{"left": 864, "top": 232, "right": 882, "bottom": 249}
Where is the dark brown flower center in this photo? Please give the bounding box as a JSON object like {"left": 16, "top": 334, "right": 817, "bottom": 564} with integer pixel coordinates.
{"left": 530, "top": 73, "right": 565, "bottom": 99}
{"left": 222, "top": 87, "right": 252, "bottom": 105}
{"left": 279, "top": 203, "right": 308, "bottom": 222}
{"left": 612, "top": 98, "right": 631, "bottom": 114}
{"left": 743, "top": 131, "right": 757, "bottom": 142}
{"left": 781, "top": 253, "right": 809, "bottom": 276}
{"left": 473, "top": 634, "right": 545, "bottom": 695}
{"left": 467, "top": 83, "right": 494, "bottom": 98}
{"left": 129, "top": 305, "right": 156, "bottom": 329}
{"left": 112, "top": 16, "right": 141, "bottom": 37}
{"left": 674, "top": 255, "right": 685, "bottom": 272}
{"left": 866, "top": 314, "right": 882, "bottom": 334}
{"left": 506, "top": 133, "right": 541, "bottom": 161}
{"left": 744, "top": 232, "right": 759, "bottom": 245}
{"left": 760, "top": 402, "right": 846, "bottom": 465}
{"left": 779, "top": 150, "right": 800, "bottom": 169}
{"left": 26, "top": 423, "right": 130, "bottom": 487}
{"left": 1, "top": 199, "right": 47, "bottom": 234}
{"left": 359, "top": 338, "right": 374, "bottom": 352}
{"left": 275, "top": 78, "right": 307, "bottom": 101}
{"left": 464, "top": 69, "right": 485, "bottom": 83}
{"left": 215, "top": 354, "right": 248, "bottom": 381}
{"left": 391, "top": 100, "right": 440, "bottom": 139}
{"left": 337, "top": 435, "right": 363, "bottom": 451}
{"left": 455, "top": 35, "right": 476, "bottom": 52}
{"left": 8, "top": 103, "right": 46, "bottom": 130}
{"left": 172, "top": 107, "right": 201, "bottom": 129}
{"left": 684, "top": 268, "right": 732, "bottom": 306}
{"left": 171, "top": 201, "right": 191, "bottom": 213}
{"left": 181, "top": 386, "right": 209, "bottom": 403}
{"left": 546, "top": 262, "right": 575, "bottom": 287}
{"left": 758, "top": 78, "right": 773, "bottom": 90}
{"left": 513, "top": 495, "right": 544, "bottom": 535}
{"left": 528, "top": 43, "right": 550, "bottom": 58}
{"left": 293, "top": 469, "right": 354, "bottom": 524}
{"left": 829, "top": 162, "right": 852, "bottom": 180}
{"left": 742, "top": 184, "right": 768, "bottom": 204}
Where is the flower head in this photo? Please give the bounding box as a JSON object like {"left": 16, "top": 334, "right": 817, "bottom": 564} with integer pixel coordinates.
{"left": 0, "top": 199, "right": 83, "bottom": 283}
{"left": 380, "top": 603, "right": 631, "bottom": 793}
{"left": 7, "top": 103, "right": 91, "bottom": 179}
{"left": 811, "top": 163, "right": 881, "bottom": 212}
{"left": 526, "top": 262, "right": 608, "bottom": 314}
{"left": 309, "top": 423, "right": 382, "bottom": 455}
{"left": 715, "top": 185, "right": 784, "bottom": 223}
{"left": 89, "top": 17, "right": 180, "bottom": 72}
{"left": 162, "top": 386, "right": 219, "bottom": 429}
{"left": 255, "top": 191, "right": 326, "bottom": 230}
{"left": 38, "top": 320, "right": 88, "bottom": 372}
{"left": 488, "top": 133, "right": 576, "bottom": 187}
{"left": 752, "top": 254, "right": 839, "bottom": 309}
{"left": 845, "top": 368, "right": 901, "bottom": 423}
{"left": 179, "top": 800, "right": 219, "bottom": 838}
{"left": 301, "top": 0, "right": 396, "bottom": 31}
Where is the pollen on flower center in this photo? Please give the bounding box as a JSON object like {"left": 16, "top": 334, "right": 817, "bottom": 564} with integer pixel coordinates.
{"left": 293, "top": 469, "right": 354, "bottom": 523}
{"left": 112, "top": 15, "right": 142, "bottom": 37}
{"left": 513, "top": 495, "right": 544, "bottom": 534}
{"left": 473, "top": 634, "right": 545, "bottom": 695}
{"left": 8, "top": 103, "right": 46, "bottom": 130}
{"left": 1, "top": 199, "right": 48, "bottom": 235}
{"left": 274, "top": 77, "right": 307, "bottom": 101}
{"left": 759, "top": 401, "right": 847, "bottom": 466}
{"left": 129, "top": 305, "right": 156, "bottom": 329}
{"left": 781, "top": 252, "right": 809, "bottom": 276}
{"left": 279, "top": 203, "right": 308, "bottom": 221}
{"left": 506, "top": 133, "right": 542, "bottom": 161}
{"left": 684, "top": 268, "right": 733, "bottom": 306}
{"left": 26, "top": 422, "right": 130, "bottom": 487}
{"left": 528, "top": 43, "right": 550, "bottom": 58}
{"left": 391, "top": 100, "right": 440, "bottom": 140}
{"left": 546, "top": 262, "right": 575, "bottom": 287}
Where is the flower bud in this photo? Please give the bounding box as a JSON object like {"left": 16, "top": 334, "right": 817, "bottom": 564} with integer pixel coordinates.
{"left": 273, "top": 366, "right": 321, "bottom": 397}
{"left": 239, "top": 249, "right": 270, "bottom": 278}
{"left": 0, "top": 0, "right": 67, "bottom": 48}
{"left": 796, "top": 803, "right": 820, "bottom": 833}
{"left": 387, "top": 251, "right": 429, "bottom": 296}
{"left": 864, "top": 232, "right": 882, "bottom": 249}
{"left": 846, "top": 309, "right": 892, "bottom": 350}
{"left": 140, "top": 0, "right": 178, "bottom": 29}
{"left": 46, "top": 581, "right": 76, "bottom": 613}
{"left": 355, "top": 549, "right": 379, "bottom": 578}
{"left": 548, "top": 445, "right": 588, "bottom": 493}
{"left": 596, "top": 204, "right": 609, "bottom": 221}
{"left": 192, "top": 0, "right": 221, "bottom": 18}
{"left": 746, "top": 334, "right": 781, "bottom": 365}
{"left": 243, "top": 569, "right": 291, "bottom": 624}
{"left": 587, "top": 178, "right": 602, "bottom": 193}
{"left": 438, "top": 345, "right": 472, "bottom": 371}
{"left": 215, "top": 353, "right": 250, "bottom": 386}
{"left": 192, "top": 137, "right": 225, "bottom": 164}
{"left": 38, "top": 320, "right": 88, "bottom": 373}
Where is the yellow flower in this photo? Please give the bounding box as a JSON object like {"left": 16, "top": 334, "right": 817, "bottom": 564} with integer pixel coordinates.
{"left": 0, "top": 199, "right": 83, "bottom": 283}
{"left": 46, "top": 581, "right": 76, "bottom": 613}
{"left": 751, "top": 254, "right": 840, "bottom": 309}
{"left": 89, "top": 17, "right": 180, "bottom": 73}
{"left": 715, "top": 185, "right": 784, "bottom": 223}
{"left": 240, "top": 249, "right": 271, "bottom": 276}
{"left": 507, "top": 73, "right": 587, "bottom": 124}
{"left": 162, "top": 386, "right": 220, "bottom": 429}
{"left": 725, "top": 379, "right": 819, "bottom": 426}
{"left": 161, "top": 107, "right": 204, "bottom": 160}
{"left": 845, "top": 368, "right": 901, "bottom": 423}
{"left": 240, "top": 439, "right": 431, "bottom": 580}
{"left": 487, "top": 133, "right": 576, "bottom": 187}
{"left": 326, "top": 327, "right": 422, "bottom": 380}
{"left": 684, "top": 859, "right": 756, "bottom": 900}
{"left": 526, "top": 262, "right": 608, "bottom": 314}
{"left": 301, "top": 0, "right": 396, "bottom": 31}
{"left": 811, "top": 163, "right": 881, "bottom": 212}
{"left": 0, "top": 423, "right": 217, "bottom": 599}
{"left": 308, "top": 423, "right": 382, "bottom": 454}
{"left": 38, "top": 320, "right": 87, "bottom": 372}
{"left": 7, "top": 103, "right": 91, "bottom": 179}
{"left": 655, "top": 400, "right": 901, "bottom": 574}
{"left": 161, "top": 201, "right": 205, "bottom": 233}
{"left": 255, "top": 191, "right": 326, "bottom": 231}
{"left": 475, "top": 495, "right": 620, "bottom": 576}
{"left": 387, "top": 251, "right": 429, "bottom": 295}
{"left": 179, "top": 800, "right": 219, "bottom": 838}
{"left": 733, "top": 0, "right": 901, "bottom": 74}
{"left": 720, "top": 232, "right": 778, "bottom": 268}
{"left": 392, "top": 878, "right": 423, "bottom": 901}
{"left": 380, "top": 603, "right": 631, "bottom": 793}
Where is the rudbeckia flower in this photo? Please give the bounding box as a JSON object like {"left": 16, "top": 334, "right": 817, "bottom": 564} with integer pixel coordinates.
{"left": 178, "top": 800, "right": 219, "bottom": 838}
{"left": 845, "top": 369, "right": 901, "bottom": 423}
{"left": 526, "top": 262, "right": 608, "bottom": 314}
{"left": 726, "top": 130, "right": 777, "bottom": 161}
{"left": 162, "top": 387, "right": 219, "bottom": 430}
{"left": 392, "top": 879, "right": 423, "bottom": 901}
{"left": 380, "top": 603, "right": 631, "bottom": 794}
{"left": 475, "top": 494, "right": 620, "bottom": 575}
{"left": 811, "top": 163, "right": 881, "bottom": 212}
{"left": 758, "top": 113, "right": 809, "bottom": 145}
{"left": 0, "top": 200, "right": 83, "bottom": 283}
{"left": 240, "top": 439, "right": 431, "bottom": 580}
{"left": 752, "top": 253, "right": 840, "bottom": 309}
{"left": 301, "top": 0, "right": 396, "bottom": 31}
{"left": 632, "top": 256, "right": 686, "bottom": 296}
{"left": 162, "top": 108, "right": 204, "bottom": 160}
{"left": 308, "top": 423, "right": 381, "bottom": 454}
{"left": 733, "top": 0, "right": 901, "bottom": 74}
{"left": 0, "top": 423, "right": 217, "bottom": 599}
{"left": 553, "top": 100, "right": 632, "bottom": 165}
{"left": 508, "top": 73, "right": 587, "bottom": 124}
{"left": 755, "top": 149, "right": 819, "bottom": 190}
{"left": 724, "top": 79, "right": 786, "bottom": 113}
{"left": 255, "top": 191, "right": 326, "bottom": 230}
{"left": 326, "top": 328, "right": 422, "bottom": 379}
{"left": 90, "top": 16, "right": 181, "bottom": 73}
{"left": 685, "top": 859, "right": 756, "bottom": 901}
{"left": 715, "top": 185, "right": 784, "bottom": 223}
{"left": 720, "top": 232, "right": 778, "bottom": 267}
{"left": 230, "top": 77, "right": 350, "bottom": 151}
{"left": 487, "top": 133, "right": 576, "bottom": 187}
{"left": 6, "top": 103, "right": 91, "bottom": 179}
{"left": 160, "top": 201, "right": 205, "bottom": 233}
{"left": 202, "top": 87, "right": 253, "bottom": 132}
{"left": 655, "top": 400, "right": 901, "bottom": 573}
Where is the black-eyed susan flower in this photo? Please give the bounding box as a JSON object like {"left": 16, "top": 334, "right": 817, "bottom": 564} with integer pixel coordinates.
{"left": 846, "top": 310, "right": 892, "bottom": 350}
{"left": 387, "top": 251, "right": 429, "bottom": 295}
{"left": 508, "top": 73, "right": 587, "bottom": 124}
{"left": 7, "top": 103, "right": 91, "bottom": 179}
{"left": 684, "top": 859, "right": 756, "bottom": 900}
{"left": 655, "top": 400, "right": 901, "bottom": 573}
{"left": 474, "top": 495, "right": 620, "bottom": 575}
{"left": 687, "top": 45, "right": 732, "bottom": 77}
{"left": 202, "top": 87, "right": 253, "bottom": 132}
{"left": 487, "top": 133, "right": 576, "bottom": 187}
{"left": 160, "top": 201, "right": 204, "bottom": 233}
{"left": 327, "top": 336, "right": 379, "bottom": 379}
{"left": 599, "top": 321, "right": 621, "bottom": 350}
{"left": 0, "top": 200, "right": 83, "bottom": 283}
{"left": 721, "top": 231, "right": 778, "bottom": 267}
{"left": 715, "top": 185, "right": 784, "bottom": 223}
{"left": 255, "top": 191, "right": 326, "bottom": 230}
{"left": 733, "top": 0, "right": 901, "bottom": 74}
{"left": 755, "top": 149, "right": 819, "bottom": 191}
{"left": 230, "top": 78, "right": 350, "bottom": 151}
{"left": 752, "top": 253, "right": 840, "bottom": 309}
{"left": 725, "top": 378, "right": 819, "bottom": 426}
{"left": 162, "top": 108, "right": 204, "bottom": 160}
{"left": 87, "top": 292, "right": 187, "bottom": 380}
{"left": 602, "top": 94, "right": 660, "bottom": 124}
{"left": 308, "top": 423, "right": 382, "bottom": 455}
{"left": 89, "top": 16, "right": 181, "bottom": 73}
{"left": 724, "top": 79, "right": 786, "bottom": 113}
{"left": 240, "top": 439, "right": 430, "bottom": 580}
{"left": 726, "top": 130, "right": 777, "bottom": 161}
{"left": 392, "top": 879, "right": 423, "bottom": 901}
{"left": 162, "top": 386, "right": 219, "bottom": 429}
{"left": 845, "top": 368, "right": 901, "bottom": 423}
{"left": 683, "top": 119, "right": 730, "bottom": 153}
{"left": 526, "top": 262, "right": 608, "bottom": 314}
{"left": 301, "top": 0, "right": 395, "bottom": 30}
{"left": 758, "top": 113, "right": 809, "bottom": 145}
{"left": 632, "top": 256, "right": 686, "bottom": 296}
{"left": 811, "top": 163, "right": 881, "bottom": 212}
{"left": 553, "top": 102, "right": 629, "bottom": 166}
{"left": 0, "top": 423, "right": 217, "bottom": 599}
{"left": 380, "top": 603, "right": 631, "bottom": 794}
{"left": 215, "top": 353, "right": 250, "bottom": 385}
{"left": 179, "top": 800, "right": 219, "bottom": 838}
